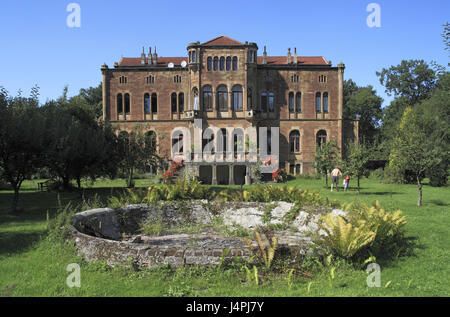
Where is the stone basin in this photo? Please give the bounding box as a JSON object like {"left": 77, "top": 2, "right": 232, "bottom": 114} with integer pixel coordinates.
{"left": 70, "top": 201, "right": 344, "bottom": 267}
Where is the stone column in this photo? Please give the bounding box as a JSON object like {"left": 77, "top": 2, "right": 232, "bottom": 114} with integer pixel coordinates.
{"left": 212, "top": 164, "right": 217, "bottom": 185}
{"left": 213, "top": 88, "right": 217, "bottom": 118}
{"left": 228, "top": 91, "right": 233, "bottom": 118}
{"left": 245, "top": 165, "right": 251, "bottom": 185}
{"left": 229, "top": 165, "right": 235, "bottom": 185}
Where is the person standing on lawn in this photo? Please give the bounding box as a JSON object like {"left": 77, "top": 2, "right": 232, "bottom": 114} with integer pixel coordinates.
{"left": 343, "top": 174, "right": 350, "bottom": 191}
{"left": 330, "top": 166, "right": 342, "bottom": 192}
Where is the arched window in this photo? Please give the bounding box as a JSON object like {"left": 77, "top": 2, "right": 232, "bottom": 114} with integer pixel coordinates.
{"left": 248, "top": 50, "right": 253, "bottom": 63}
{"left": 288, "top": 92, "right": 294, "bottom": 112}
{"left": 247, "top": 88, "right": 253, "bottom": 110}
{"left": 323, "top": 92, "right": 328, "bottom": 113}
{"left": 226, "top": 56, "right": 231, "bottom": 71}
{"left": 192, "top": 87, "right": 199, "bottom": 110}
{"left": 203, "top": 128, "right": 215, "bottom": 154}
{"left": 144, "top": 93, "right": 150, "bottom": 114}
{"left": 232, "top": 85, "right": 243, "bottom": 111}
{"left": 172, "top": 132, "right": 183, "bottom": 154}
{"left": 290, "top": 130, "right": 300, "bottom": 153}
{"left": 316, "top": 92, "right": 321, "bottom": 113}
{"left": 261, "top": 92, "right": 268, "bottom": 112}
{"left": 117, "top": 93, "right": 123, "bottom": 114}
{"left": 218, "top": 128, "right": 227, "bottom": 156}
{"left": 267, "top": 130, "right": 272, "bottom": 154}
{"left": 213, "top": 57, "right": 218, "bottom": 71}
{"left": 207, "top": 57, "right": 212, "bottom": 71}
{"left": 202, "top": 85, "right": 213, "bottom": 111}
{"left": 179, "top": 92, "right": 185, "bottom": 113}
{"left": 192, "top": 51, "right": 196, "bottom": 63}
{"left": 232, "top": 56, "right": 238, "bottom": 70}
{"left": 268, "top": 93, "right": 274, "bottom": 112}
{"left": 316, "top": 130, "right": 327, "bottom": 149}
{"left": 171, "top": 92, "right": 177, "bottom": 113}
{"left": 217, "top": 85, "right": 228, "bottom": 111}
{"left": 124, "top": 93, "right": 130, "bottom": 114}
{"left": 151, "top": 93, "right": 157, "bottom": 114}
{"left": 295, "top": 92, "right": 301, "bottom": 113}
{"left": 220, "top": 57, "right": 225, "bottom": 71}
{"left": 145, "top": 131, "right": 157, "bottom": 150}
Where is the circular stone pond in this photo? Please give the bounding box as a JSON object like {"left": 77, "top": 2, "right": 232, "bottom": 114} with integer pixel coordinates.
{"left": 70, "top": 200, "right": 346, "bottom": 267}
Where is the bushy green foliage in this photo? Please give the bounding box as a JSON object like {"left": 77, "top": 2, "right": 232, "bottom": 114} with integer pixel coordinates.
{"left": 243, "top": 185, "right": 340, "bottom": 208}
{"left": 315, "top": 200, "right": 407, "bottom": 261}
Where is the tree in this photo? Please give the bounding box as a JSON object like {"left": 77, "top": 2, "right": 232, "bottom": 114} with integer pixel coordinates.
{"left": 117, "top": 125, "right": 160, "bottom": 188}
{"left": 41, "top": 91, "right": 117, "bottom": 190}
{"left": 389, "top": 107, "right": 446, "bottom": 206}
{"left": 344, "top": 142, "right": 372, "bottom": 193}
{"left": 0, "top": 86, "right": 45, "bottom": 212}
{"left": 343, "top": 79, "right": 383, "bottom": 144}
{"left": 414, "top": 71, "right": 450, "bottom": 186}
{"left": 442, "top": 22, "right": 450, "bottom": 58}
{"left": 313, "top": 140, "right": 340, "bottom": 187}
{"left": 376, "top": 60, "right": 437, "bottom": 106}
{"left": 78, "top": 83, "right": 103, "bottom": 119}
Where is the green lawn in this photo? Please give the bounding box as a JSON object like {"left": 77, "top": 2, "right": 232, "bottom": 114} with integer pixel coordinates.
{"left": 0, "top": 176, "right": 449, "bottom": 297}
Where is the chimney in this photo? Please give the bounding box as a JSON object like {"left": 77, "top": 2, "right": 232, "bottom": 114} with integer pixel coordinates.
{"left": 294, "top": 47, "right": 298, "bottom": 64}
{"left": 148, "top": 47, "right": 153, "bottom": 65}
{"left": 263, "top": 45, "right": 267, "bottom": 64}
{"left": 152, "top": 46, "right": 158, "bottom": 65}
{"left": 141, "top": 47, "right": 146, "bottom": 65}
{"left": 287, "top": 48, "right": 291, "bottom": 64}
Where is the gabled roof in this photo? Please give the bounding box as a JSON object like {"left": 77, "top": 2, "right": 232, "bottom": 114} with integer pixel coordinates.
{"left": 201, "top": 35, "right": 244, "bottom": 46}
{"left": 257, "top": 56, "right": 328, "bottom": 65}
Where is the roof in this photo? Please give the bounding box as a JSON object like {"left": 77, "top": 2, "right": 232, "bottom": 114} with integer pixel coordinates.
{"left": 118, "top": 55, "right": 328, "bottom": 67}
{"left": 118, "top": 57, "right": 188, "bottom": 67}
{"left": 201, "top": 35, "right": 244, "bottom": 46}
{"left": 257, "top": 56, "right": 328, "bottom": 65}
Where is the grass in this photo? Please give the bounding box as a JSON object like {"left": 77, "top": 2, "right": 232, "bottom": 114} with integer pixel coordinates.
{"left": 0, "top": 176, "right": 449, "bottom": 296}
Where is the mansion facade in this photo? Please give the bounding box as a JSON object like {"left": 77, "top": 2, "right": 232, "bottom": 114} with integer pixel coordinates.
{"left": 101, "top": 36, "right": 358, "bottom": 185}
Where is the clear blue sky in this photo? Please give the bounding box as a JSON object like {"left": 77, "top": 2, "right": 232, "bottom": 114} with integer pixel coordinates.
{"left": 0, "top": 0, "right": 448, "bottom": 107}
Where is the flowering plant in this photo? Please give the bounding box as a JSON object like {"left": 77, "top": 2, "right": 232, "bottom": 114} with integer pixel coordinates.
{"left": 162, "top": 160, "right": 184, "bottom": 184}
{"left": 272, "top": 168, "right": 287, "bottom": 183}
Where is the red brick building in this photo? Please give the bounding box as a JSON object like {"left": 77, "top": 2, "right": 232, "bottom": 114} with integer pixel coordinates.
{"left": 101, "top": 36, "right": 358, "bottom": 184}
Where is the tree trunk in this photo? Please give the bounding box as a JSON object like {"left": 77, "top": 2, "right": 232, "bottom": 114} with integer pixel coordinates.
{"left": 62, "top": 176, "right": 70, "bottom": 190}
{"left": 127, "top": 168, "right": 134, "bottom": 188}
{"left": 76, "top": 177, "right": 81, "bottom": 190}
{"left": 325, "top": 171, "right": 328, "bottom": 187}
{"left": 12, "top": 186, "right": 19, "bottom": 213}
{"left": 357, "top": 176, "right": 360, "bottom": 193}
{"left": 417, "top": 176, "right": 422, "bottom": 207}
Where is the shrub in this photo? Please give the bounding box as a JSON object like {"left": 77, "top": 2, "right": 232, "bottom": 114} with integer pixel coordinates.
{"left": 316, "top": 213, "right": 376, "bottom": 258}
{"left": 162, "top": 160, "right": 184, "bottom": 184}
{"left": 346, "top": 200, "right": 407, "bottom": 255}
{"left": 272, "top": 168, "right": 287, "bottom": 183}
{"left": 314, "top": 200, "right": 407, "bottom": 261}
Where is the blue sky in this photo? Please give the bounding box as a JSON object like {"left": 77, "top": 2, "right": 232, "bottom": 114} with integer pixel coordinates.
{"left": 0, "top": 0, "right": 448, "bottom": 107}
